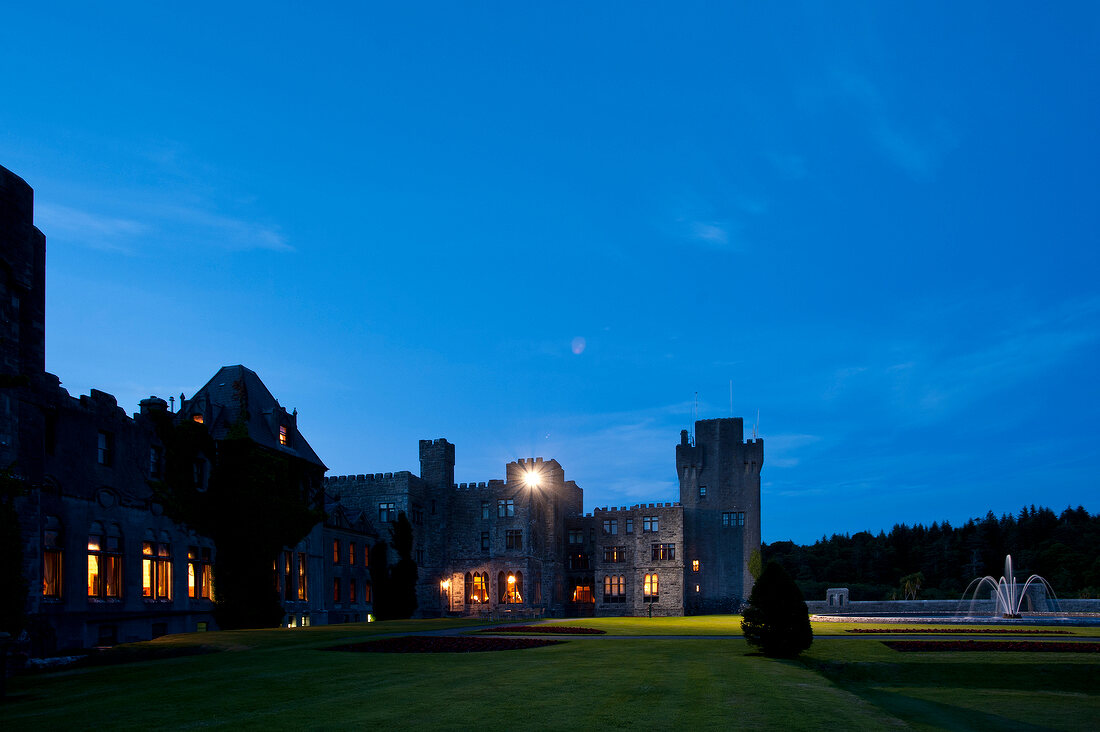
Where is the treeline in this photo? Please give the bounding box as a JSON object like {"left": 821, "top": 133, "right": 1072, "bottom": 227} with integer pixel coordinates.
{"left": 764, "top": 506, "right": 1100, "bottom": 602}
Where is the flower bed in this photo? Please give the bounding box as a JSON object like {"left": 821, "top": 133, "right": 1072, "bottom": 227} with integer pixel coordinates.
{"left": 848, "top": 628, "right": 1071, "bottom": 634}
{"left": 477, "top": 626, "right": 605, "bottom": 635}
{"left": 883, "top": 640, "right": 1100, "bottom": 653}
{"left": 325, "top": 636, "right": 565, "bottom": 653}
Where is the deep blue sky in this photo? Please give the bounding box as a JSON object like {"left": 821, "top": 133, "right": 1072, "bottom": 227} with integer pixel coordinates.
{"left": 3, "top": 3, "right": 1097, "bottom": 543}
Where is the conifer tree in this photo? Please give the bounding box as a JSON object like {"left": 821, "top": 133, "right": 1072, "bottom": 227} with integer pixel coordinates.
{"left": 741, "top": 562, "right": 813, "bottom": 658}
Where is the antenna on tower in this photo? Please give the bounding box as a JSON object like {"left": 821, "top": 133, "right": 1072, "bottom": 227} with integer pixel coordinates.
{"left": 691, "top": 391, "right": 698, "bottom": 445}
{"left": 729, "top": 380, "right": 733, "bottom": 416}
{"left": 753, "top": 409, "right": 760, "bottom": 439}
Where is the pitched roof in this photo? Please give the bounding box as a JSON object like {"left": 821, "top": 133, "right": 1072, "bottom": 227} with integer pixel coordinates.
{"left": 186, "top": 365, "right": 326, "bottom": 469}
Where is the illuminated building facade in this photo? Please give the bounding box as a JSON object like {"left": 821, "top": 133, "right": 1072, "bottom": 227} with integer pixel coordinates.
{"left": 4, "top": 163, "right": 762, "bottom": 650}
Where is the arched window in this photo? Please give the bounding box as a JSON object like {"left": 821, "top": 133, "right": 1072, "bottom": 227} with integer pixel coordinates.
{"left": 142, "top": 529, "right": 172, "bottom": 600}
{"left": 500, "top": 571, "right": 522, "bottom": 604}
{"left": 88, "top": 522, "right": 122, "bottom": 599}
{"left": 602, "top": 575, "right": 625, "bottom": 603}
{"left": 644, "top": 573, "right": 659, "bottom": 602}
{"left": 43, "top": 516, "right": 63, "bottom": 599}
{"left": 464, "top": 572, "right": 472, "bottom": 605}
{"left": 469, "top": 572, "right": 488, "bottom": 604}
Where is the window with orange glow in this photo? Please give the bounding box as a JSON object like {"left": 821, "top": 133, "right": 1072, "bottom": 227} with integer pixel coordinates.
{"left": 192, "top": 414, "right": 203, "bottom": 424}
{"left": 499, "top": 571, "right": 523, "bottom": 604}
{"left": 602, "top": 575, "right": 626, "bottom": 603}
{"left": 643, "top": 573, "right": 659, "bottom": 602}
{"left": 43, "top": 527, "right": 62, "bottom": 598}
{"left": 188, "top": 546, "right": 213, "bottom": 600}
{"left": 297, "top": 552, "right": 307, "bottom": 600}
{"left": 143, "top": 541, "right": 172, "bottom": 600}
{"left": 468, "top": 572, "right": 489, "bottom": 604}
{"left": 333, "top": 577, "right": 342, "bottom": 604}
{"left": 349, "top": 542, "right": 356, "bottom": 565}
{"left": 88, "top": 525, "right": 122, "bottom": 599}
{"left": 333, "top": 539, "right": 340, "bottom": 564}
{"left": 571, "top": 583, "right": 594, "bottom": 603}
{"left": 692, "top": 559, "right": 700, "bottom": 572}
{"left": 278, "top": 425, "right": 289, "bottom": 446}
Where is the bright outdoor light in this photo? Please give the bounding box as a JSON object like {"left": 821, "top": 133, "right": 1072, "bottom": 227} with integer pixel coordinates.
{"left": 524, "top": 471, "right": 540, "bottom": 488}
{"left": 507, "top": 574, "right": 515, "bottom": 585}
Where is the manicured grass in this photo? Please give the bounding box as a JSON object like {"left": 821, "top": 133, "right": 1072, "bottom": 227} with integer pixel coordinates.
{"left": 2, "top": 617, "right": 1097, "bottom": 730}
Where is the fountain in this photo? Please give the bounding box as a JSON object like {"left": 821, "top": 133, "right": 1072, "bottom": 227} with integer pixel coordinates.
{"left": 961, "top": 554, "right": 1060, "bottom": 618}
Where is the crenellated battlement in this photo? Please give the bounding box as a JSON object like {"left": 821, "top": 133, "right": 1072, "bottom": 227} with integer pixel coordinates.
{"left": 592, "top": 502, "right": 681, "bottom": 514}
{"left": 323, "top": 471, "right": 413, "bottom": 484}
{"left": 452, "top": 479, "right": 505, "bottom": 491}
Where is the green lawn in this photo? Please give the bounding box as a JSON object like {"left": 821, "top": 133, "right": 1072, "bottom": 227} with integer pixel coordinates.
{"left": 2, "top": 617, "right": 1097, "bottom": 730}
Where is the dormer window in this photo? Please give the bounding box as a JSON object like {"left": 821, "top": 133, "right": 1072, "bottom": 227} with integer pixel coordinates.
{"left": 278, "top": 425, "right": 289, "bottom": 446}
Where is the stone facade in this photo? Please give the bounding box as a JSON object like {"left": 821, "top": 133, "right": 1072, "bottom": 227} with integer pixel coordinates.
{"left": 4, "top": 162, "right": 764, "bottom": 650}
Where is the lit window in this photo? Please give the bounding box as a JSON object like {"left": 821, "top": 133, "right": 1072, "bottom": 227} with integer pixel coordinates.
{"left": 469, "top": 572, "right": 489, "bottom": 604}
{"left": 480, "top": 532, "right": 490, "bottom": 551}
{"left": 333, "top": 539, "right": 340, "bottom": 564}
{"left": 142, "top": 539, "right": 172, "bottom": 600}
{"left": 695, "top": 584, "right": 700, "bottom": 593}
{"left": 349, "top": 542, "right": 356, "bottom": 565}
{"left": 283, "top": 551, "right": 294, "bottom": 601}
{"left": 188, "top": 547, "right": 213, "bottom": 600}
{"left": 43, "top": 523, "right": 63, "bottom": 599}
{"left": 497, "top": 499, "right": 514, "bottom": 518}
{"left": 602, "top": 575, "right": 626, "bottom": 603}
{"left": 364, "top": 582, "right": 372, "bottom": 602}
{"left": 572, "top": 583, "right": 594, "bottom": 603}
{"left": 643, "top": 573, "right": 659, "bottom": 602}
{"left": 651, "top": 543, "right": 675, "bottom": 561}
{"left": 364, "top": 544, "right": 370, "bottom": 566}
{"left": 602, "top": 519, "right": 618, "bottom": 535}
{"left": 192, "top": 414, "right": 203, "bottom": 424}
{"left": 692, "top": 559, "right": 700, "bottom": 573}
{"left": 278, "top": 425, "right": 289, "bottom": 446}
{"left": 625, "top": 518, "right": 634, "bottom": 534}
{"left": 603, "top": 546, "right": 626, "bottom": 563}
{"left": 379, "top": 503, "right": 396, "bottom": 523}
{"left": 499, "top": 571, "right": 523, "bottom": 604}
{"left": 297, "top": 552, "right": 307, "bottom": 600}
{"left": 96, "top": 431, "right": 113, "bottom": 466}
{"left": 642, "top": 515, "right": 659, "bottom": 532}
{"left": 506, "top": 529, "right": 523, "bottom": 550}
{"left": 88, "top": 524, "right": 122, "bottom": 599}
{"left": 333, "top": 577, "right": 342, "bottom": 604}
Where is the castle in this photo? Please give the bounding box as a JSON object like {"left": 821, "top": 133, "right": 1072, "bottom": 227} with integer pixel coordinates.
{"left": 2, "top": 164, "right": 762, "bottom": 650}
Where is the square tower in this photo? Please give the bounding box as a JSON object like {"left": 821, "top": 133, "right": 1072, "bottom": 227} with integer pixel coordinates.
{"left": 678, "top": 418, "right": 762, "bottom": 613}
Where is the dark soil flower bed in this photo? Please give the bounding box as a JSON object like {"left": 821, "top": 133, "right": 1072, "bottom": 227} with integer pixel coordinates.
{"left": 325, "top": 636, "right": 565, "bottom": 653}
{"left": 477, "top": 625, "right": 606, "bottom": 635}
{"left": 848, "top": 628, "right": 1071, "bottom": 634}
{"left": 883, "top": 640, "right": 1100, "bottom": 653}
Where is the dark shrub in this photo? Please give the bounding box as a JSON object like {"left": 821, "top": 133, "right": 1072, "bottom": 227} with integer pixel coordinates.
{"left": 741, "top": 562, "right": 813, "bottom": 658}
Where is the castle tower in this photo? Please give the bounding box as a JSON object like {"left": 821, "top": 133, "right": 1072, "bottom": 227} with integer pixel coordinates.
{"left": 0, "top": 165, "right": 47, "bottom": 478}
{"left": 678, "top": 418, "right": 762, "bottom": 613}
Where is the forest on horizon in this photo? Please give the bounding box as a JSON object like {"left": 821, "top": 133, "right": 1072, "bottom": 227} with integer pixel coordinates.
{"left": 764, "top": 505, "right": 1100, "bottom": 602}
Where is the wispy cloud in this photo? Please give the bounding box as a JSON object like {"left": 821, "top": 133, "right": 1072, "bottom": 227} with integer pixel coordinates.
{"left": 35, "top": 199, "right": 292, "bottom": 254}
{"left": 829, "top": 70, "right": 958, "bottom": 180}
{"left": 35, "top": 203, "right": 149, "bottom": 253}
{"left": 689, "top": 220, "right": 731, "bottom": 247}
